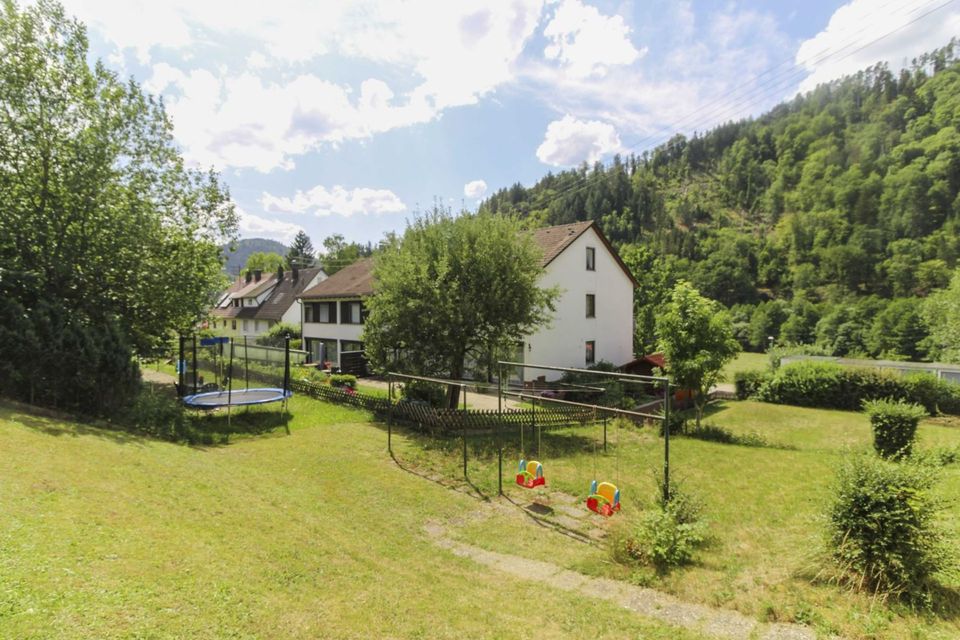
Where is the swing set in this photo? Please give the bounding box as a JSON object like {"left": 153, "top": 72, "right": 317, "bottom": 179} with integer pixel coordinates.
{"left": 381, "top": 363, "right": 672, "bottom": 516}
{"left": 497, "top": 361, "right": 671, "bottom": 516}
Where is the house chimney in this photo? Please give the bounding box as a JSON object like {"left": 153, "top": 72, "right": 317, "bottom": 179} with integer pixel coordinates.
{"left": 277, "top": 265, "right": 284, "bottom": 281}
{"left": 254, "top": 269, "right": 262, "bottom": 282}
{"left": 245, "top": 270, "right": 252, "bottom": 283}
{"left": 292, "top": 265, "right": 299, "bottom": 281}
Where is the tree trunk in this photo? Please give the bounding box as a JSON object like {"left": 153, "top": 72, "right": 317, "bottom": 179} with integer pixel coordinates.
{"left": 447, "top": 356, "right": 464, "bottom": 409}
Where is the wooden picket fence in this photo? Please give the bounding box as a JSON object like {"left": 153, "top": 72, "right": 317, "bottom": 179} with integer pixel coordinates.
{"left": 288, "top": 378, "right": 596, "bottom": 436}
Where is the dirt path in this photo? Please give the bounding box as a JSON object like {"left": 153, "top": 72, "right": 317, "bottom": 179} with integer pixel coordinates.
{"left": 141, "top": 368, "right": 176, "bottom": 385}
{"left": 424, "top": 497, "right": 827, "bottom": 640}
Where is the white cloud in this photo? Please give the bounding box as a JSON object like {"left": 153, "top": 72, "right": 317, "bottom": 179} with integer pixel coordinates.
{"left": 464, "top": 179, "right": 488, "bottom": 199}
{"left": 261, "top": 185, "right": 406, "bottom": 217}
{"left": 543, "top": 0, "right": 643, "bottom": 78}
{"left": 62, "top": 0, "right": 545, "bottom": 172}
{"left": 237, "top": 209, "right": 302, "bottom": 243}
{"left": 796, "top": 0, "right": 960, "bottom": 93}
{"left": 536, "top": 115, "right": 621, "bottom": 166}
{"left": 522, "top": 4, "right": 793, "bottom": 154}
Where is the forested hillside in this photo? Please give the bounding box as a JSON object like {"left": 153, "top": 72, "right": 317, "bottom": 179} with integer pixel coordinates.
{"left": 482, "top": 41, "right": 960, "bottom": 361}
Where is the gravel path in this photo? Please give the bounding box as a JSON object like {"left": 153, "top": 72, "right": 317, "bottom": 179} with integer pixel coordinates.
{"left": 424, "top": 499, "right": 830, "bottom": 640}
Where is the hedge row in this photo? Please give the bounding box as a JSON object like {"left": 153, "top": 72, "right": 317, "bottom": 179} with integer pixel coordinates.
{"left": 734, "top": 361, "right": 960, "bottom": 415}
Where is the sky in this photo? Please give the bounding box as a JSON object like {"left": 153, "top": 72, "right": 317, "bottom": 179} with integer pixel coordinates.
{"left": 55, "top": 0, "right": 960, "bottom": 248}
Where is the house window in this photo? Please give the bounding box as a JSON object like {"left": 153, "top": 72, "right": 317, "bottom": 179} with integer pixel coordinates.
{"left": 586, "top": 294, "right": 595, "bottom": 318}
{"left": 231, "top": 320, "right": 237, "bottom": 330}
{"left": 341, "top": 301, "right": 363, "bottom": 324}
{"left": 585, "top": 340, "right": 596, "bottom": 365}
{"left": 305, "top": 301, "right": 337, "bottom": 323}
{"left": 320, "top": 339, "right": 338, "bottom": 365}
{"left": 341, "top": 340, "right": 363, "bottom": 353}
{"left": 243, "top": 320, "right": 249, "bottom": 332}
{"left": 586, "top": 247, "right": 596, "bottom": 271}
{"left": 233, "top": 299, "right": 240, "bottom": 307}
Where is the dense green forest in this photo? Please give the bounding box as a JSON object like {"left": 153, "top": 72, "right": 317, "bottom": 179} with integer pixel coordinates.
{"left": 482, "top": 41, "right": 960, "bottom": 361}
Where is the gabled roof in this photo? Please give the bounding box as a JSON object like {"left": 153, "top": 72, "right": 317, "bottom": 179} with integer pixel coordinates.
{"left": 255, "top": 267, "right": 324, "bottom": 320}
{"left": 297, "top": 221, "right": 637, "bottom": 299}
{"left": 531, "top": 221, "right": 593, "bottom": 267}
{"left": 532, "top": 220, "right": 638, "bottom": 287}
{"left": 212, "top": 267, "right": 323, "bottom": 320}
{"left": 299, "top": 258, "right": 375, "bottom": 300}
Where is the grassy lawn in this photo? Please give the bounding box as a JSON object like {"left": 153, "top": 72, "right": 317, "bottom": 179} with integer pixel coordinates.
{"left": 392, "top": 400, "right": 960, "bottom": 640}
{"left": 0, "top": 397, "right": 706, "bottom": 639}
{"left": 720, "top": 351, "right": 770, "bottom": 380}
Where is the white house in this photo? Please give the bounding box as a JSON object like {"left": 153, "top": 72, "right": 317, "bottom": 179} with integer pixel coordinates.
{"left": 210, "top": 266, "right": 326, "bottom": 339}
{"left": 298, "top": 259, "right": 373, "bottom": 365}
{"left": 525, "top": 221, "right": 636, "bottom": 379}
{"left": 299, "top": 221, "right": 636, "bottom": 379}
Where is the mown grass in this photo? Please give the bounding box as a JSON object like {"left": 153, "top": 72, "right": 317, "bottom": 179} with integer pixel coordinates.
{"left": 392, "top": 400, "right": 960, "bottom": 639}
{"left": 720, "top": 351, "right": 770, "bottom": 380}
{"left": 0, "top": 396, "right": 706, "bottom": 639}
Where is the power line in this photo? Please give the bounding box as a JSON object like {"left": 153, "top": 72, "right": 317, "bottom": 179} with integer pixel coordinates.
{"left": 487, "top": 0, "right": 958, "bottom": 217}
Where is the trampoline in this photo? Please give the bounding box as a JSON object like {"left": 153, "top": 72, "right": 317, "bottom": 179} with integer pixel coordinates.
{"left": 177, "top": 333, "right": 294, "bottom": 424}
{"left": 182, "top": 387, "right": 293, "bottom": 409}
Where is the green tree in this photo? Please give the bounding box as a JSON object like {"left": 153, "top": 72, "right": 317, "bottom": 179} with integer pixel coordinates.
{"left": 286, "top": 230, "right": 316, "bottom": 268}
{"left": 363, "top": 209, "right": 557, "bottom": 408}
{"left": 656, "top": 281, "right": 740, "bottom": 427}
{"left": 0, "top": 0, "right": 236, "bottom": 412}
{"left": 921, "top": 268, "right": 960, "bottom": 361}
{"left": 321, "top": 233, "right": 369, "bottom": 275}
{"left": 0, "top": 0, "right": 235, "bottom": 346}
{"left": 243, "top": 251, "right": 285, "bottom": 275}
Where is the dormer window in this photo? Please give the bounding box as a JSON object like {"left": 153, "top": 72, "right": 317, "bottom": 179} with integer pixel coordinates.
{"left": 586, "top": 247, "right": 596, "bottom": 271}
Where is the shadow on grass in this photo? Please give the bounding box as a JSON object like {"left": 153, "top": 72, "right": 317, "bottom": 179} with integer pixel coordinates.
{"left": 7, "top": 409, "right": 148, "bottom": 446}
{"left": 387, "top": 446, "right": 490, "bottom": 502}
{"left": 184, "top": 406, "right": 293, "bottom": 445}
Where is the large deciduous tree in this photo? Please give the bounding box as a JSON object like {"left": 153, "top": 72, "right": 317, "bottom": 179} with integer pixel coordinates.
{"left": 363, "top": 208, "right": 557, "bottom": 408}
{"left": 656, "top": 281, "right": 739, "bottom": 427}
{"left": 0, "top": 1, "right": 237, "bottom": 413}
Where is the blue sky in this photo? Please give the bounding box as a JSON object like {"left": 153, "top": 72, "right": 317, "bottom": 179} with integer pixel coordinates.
{"left": 59, "top": 0, "right": 960, "bottom": 248}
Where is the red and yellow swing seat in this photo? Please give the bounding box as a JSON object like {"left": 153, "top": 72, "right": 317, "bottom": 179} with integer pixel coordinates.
{"left": 586, "top": 480, "right": 620, "bottom": 516}
{"left": 516, "top": 459, "right": 545, "bottom": 488}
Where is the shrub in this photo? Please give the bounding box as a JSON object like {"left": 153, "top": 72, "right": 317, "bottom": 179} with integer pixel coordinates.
{"left": 330, "top": 374, "right": 357, "bottom": 390}
{"left": 863, "top": 398, "right": 927, "bottom": 460}
{"left": 734, "top": 370, "right": 770, "bottom": 399}
{"left": 613, "top": 480, "right": 707, "bottom": 572}
{"left": 255, "top": 322, "right": 301, "bottom": 348}
{"left": 826, "top": 454, "right": 954, "bottom": 603}
{"left": 754, "top": 361, "right": 959, "bottom": 415}
{"left": 400, "top": 379, "right": 447, "bottom": 407}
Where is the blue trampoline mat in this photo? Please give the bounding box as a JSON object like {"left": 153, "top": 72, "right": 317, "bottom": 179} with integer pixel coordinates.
{"left": 182, "top": 387, "right": 292, "bottom": 408}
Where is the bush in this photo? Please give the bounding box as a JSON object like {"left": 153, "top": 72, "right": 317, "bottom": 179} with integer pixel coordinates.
{"left": 255, "top": 322, "right": 301, "bottom": 348}
{"left": 863, "top": 398, "right": 927, "bottom": 460}
{"left": 120, "top": 387, "right": 189, "bottom": 441}
{"left": 826, "top": 454, "right": 954, "bottom": 603}
{"left": 613, "top": 480, "right": 707, "bottom": 572}
{"left": 400, "top": 379, "right": 447, "bottom": 407}
{"left": 330, "top": 374, "right": 357, "bottom": 390}
{"left": 734, "top": 370, "right": 770, "bottom": 399}
{"left": 754, "top": 361, "right": 960, "bottom": 415}
{"left": 0, "top": 297, "right": 140, "bottom": 416}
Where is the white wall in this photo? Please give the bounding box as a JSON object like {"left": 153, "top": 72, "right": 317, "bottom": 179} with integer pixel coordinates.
{"left": 524, "top": 227, "right": 634, "bottom": 381}
{"left": 280, "top": 270, "right": 326, "bottom": 327}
